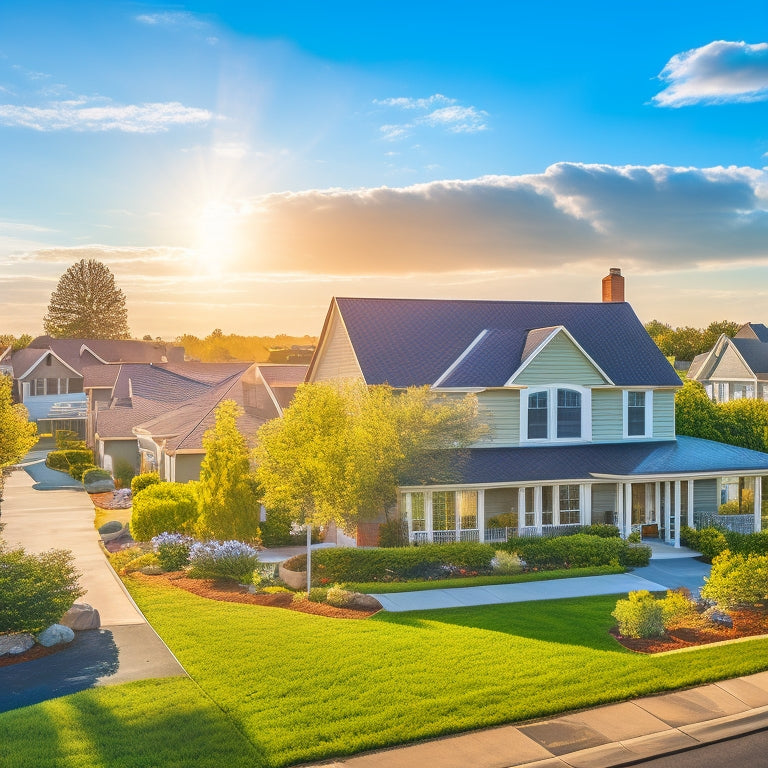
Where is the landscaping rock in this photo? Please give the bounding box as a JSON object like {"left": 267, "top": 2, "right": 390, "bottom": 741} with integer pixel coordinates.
{"left": 37, "top": 624, "right": 75, "bottom": 647}
{"left": 139, "top": 565, "right": 164, "bottom": 575}
{"left": 85, "top": 478, "right": 116, "bottom": 494}
{"left": 0, "top": 633, "right": 35, "bottom": 656}
{"left": 61, "top": 602, "right": 101, "bottom": 630}
{"left": 345, "top": 592, "right": 383, "bottom": 611}
{"left": 708, "top": 610, "right": 734, "bottom": 629}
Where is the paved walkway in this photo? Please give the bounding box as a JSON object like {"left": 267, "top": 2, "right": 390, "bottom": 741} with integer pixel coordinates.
{"left": 0, "top": 465, "right": 185, "bottom": 713}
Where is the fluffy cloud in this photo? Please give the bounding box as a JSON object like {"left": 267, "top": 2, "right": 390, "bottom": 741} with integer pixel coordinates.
{"left": 654, "top": 40, "right": 768, "bottom": 106}
{"left": 135, "top": 12, "right": 207, "bottom": 28}
{"left": 0, "top": 99, "right": 214, "bottom": 133}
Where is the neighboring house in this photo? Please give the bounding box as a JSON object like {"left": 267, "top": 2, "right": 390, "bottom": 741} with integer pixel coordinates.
{"left": 1, "top": 336, "right": 184, "bottom": 438}
{"left": 688, "top": 323, "right": 768, "bottom": 402}
{"left": 307, "top": 270, "right": 768, "bottom": 546}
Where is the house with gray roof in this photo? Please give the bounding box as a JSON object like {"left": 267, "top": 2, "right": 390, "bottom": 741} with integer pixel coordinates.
{"left": 308, "top": 269, "right": 768, "bottom": 546}
{"left": 688, "top": 323, "right": 768, "bottom": 402}
{"left": 0, "top": 336, "right": 184, "bottom": 438}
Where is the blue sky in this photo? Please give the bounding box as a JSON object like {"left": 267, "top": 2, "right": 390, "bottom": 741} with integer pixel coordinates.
{"left": 1, "top": 1, "right": 768, "bottom": 338}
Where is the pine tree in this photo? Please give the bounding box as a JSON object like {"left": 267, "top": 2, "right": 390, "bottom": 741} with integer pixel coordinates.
{"left": 43, "top": 259, "right": 130, "bottom": 339}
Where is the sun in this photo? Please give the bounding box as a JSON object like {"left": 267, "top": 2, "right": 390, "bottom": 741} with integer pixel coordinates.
{"left": 193, "top": 201, "right": 244, "bottom": 275}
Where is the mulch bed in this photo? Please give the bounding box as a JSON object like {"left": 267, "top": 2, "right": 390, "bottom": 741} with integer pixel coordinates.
{"left": 0, "top": 642, "right": 65, "bottom": 668}
{"left": 611, "top": 608, "right": 768, "bottom": 653}
{"left": 130, "top": 572, "right": 378, "bottom": 619}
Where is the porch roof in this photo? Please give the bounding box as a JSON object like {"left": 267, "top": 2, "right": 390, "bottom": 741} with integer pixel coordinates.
{"left": 403, "top": 436, "right": 768, "bottom": 487}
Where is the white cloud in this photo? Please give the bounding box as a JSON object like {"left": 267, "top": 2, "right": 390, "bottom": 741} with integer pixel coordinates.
{"left": 373, "top": 94, "right": 455, "bottom": 110}
{"left": 419, "top": 105, "right": 488, "bottom": 133}
{"left": 135, "top": 12, "right": 207, "bottom": 28}
{"left": 0, "top": 99, "right": 214, "bottom": 133}
{"left": 654, "top": 40, "right": 768, "bottom": 106}
{"left": 379, "top": 123, "right": 413, "bottom": 141}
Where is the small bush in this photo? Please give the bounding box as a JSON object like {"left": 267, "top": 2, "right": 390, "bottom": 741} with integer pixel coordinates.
{"left": 661, "top": 589, "right": 697, "bottom": 628}
{"left": 626, "top": 531, "right": 642, "bottom": 543}
{"left": 612, "top": 590, "right": 665, "bottom": 638}
{"left": 112, "top": 459, "right": 136, "bottom": 490}
{"left": 486, "top": 513, "right": 518, "bottom": 529}
{"left": 501, "top": 533, "right": 650, "bottom": 569}
{"left": 70, "top": 462, "right": 98, "bottom": 481}
{"left": 718, "top": 500, "right": 741, "bottom": 515}
{"left": 121, "top": 552, "right": 161, "bottom": 574}
{"left": 187, "top": 539, "right": 260, "bottom": 583}
{"left": 578, "top": 524, "right": 621, "bottom": 538}
{"left": 303, "top": 587, "right": 329, "bottom": 603}
{"left": 0, "top": 547, "right": 85, "bottom": 633}
{"left": 326, "top": 585, "right": 356, "bottom": 608}
{"left": 491, "top": 550, "right": 524, "bottom": 574}
{"left": 130, "top": 481, "right": 199, "bottom": 541}
{"left": 131, "top": 472, "right": 161, "bottom": 496}
{"left": 46, "top": 449, "right": 94, "bottom": 474}
{"left": 55, "top": 429, "right": 82, "bottom": 450}
{"left": 107, "top": 546, "right": 144, "bottom": 572}
{"left": 700, "top": 550, "right": 768, "bottom": 609}
{"left": 684, "top": 526, "right": 728, "bottom": 562}
{"left": 151, "top": 532, "right": 194, "bottom": 571}
{"left": 261, "top": 585, "right": 293, "bottom": 594}
{"left": 378, "top": 518, "right": 409, "bottom": 548}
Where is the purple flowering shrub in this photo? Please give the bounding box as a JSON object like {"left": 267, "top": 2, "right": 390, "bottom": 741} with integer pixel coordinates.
{"left": 188, "top": 539, "right": 260, "bottom": 583}
{"left": 151, "top": 532, "right": 194, "bottom": 571}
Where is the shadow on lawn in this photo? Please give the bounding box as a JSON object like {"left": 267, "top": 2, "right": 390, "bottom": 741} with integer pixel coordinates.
{"left": 372, "top": 594, "right": 627, "bottom": 653}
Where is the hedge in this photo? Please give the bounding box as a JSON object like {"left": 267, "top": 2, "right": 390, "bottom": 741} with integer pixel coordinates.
{"left": 284, "top": 543, "right": 497, "bottom": 583}
{"left": 46, "top": 449, "right": 94, "bottom": 473}
{"left": 131, "top": 472, "right": 161, "bottom": 495}
{"left": 130, "top": 481, "right": 199, "bottom": 541}
{"left": 681, "top": 526, "right": 768, "bottom": 562}
{"left": 500, "top": 533, "right": 650, "bottom": 569}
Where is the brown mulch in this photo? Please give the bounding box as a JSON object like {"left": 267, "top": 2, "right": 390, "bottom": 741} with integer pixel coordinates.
{"left": 130, "top": 572, "right": 378, "bottom": 619}
{"left": 611, "top": 608, "right": 768, "bottom": 653}
{"left": 0, "top": 642, "right": 65, "bottom": 668}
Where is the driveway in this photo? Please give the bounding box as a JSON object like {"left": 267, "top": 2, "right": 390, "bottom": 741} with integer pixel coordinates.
{"left": 0, "top": 464, "right": 185, "bottom": 713}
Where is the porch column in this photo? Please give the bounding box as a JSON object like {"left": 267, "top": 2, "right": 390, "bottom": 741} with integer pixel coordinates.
{"left": 616, "top": 482, "right": 624, "bottom": 537}
{"left": 674, "top": 480, "right": 681, "bottom": 548}
{"left": 687, "top": 480, "right": 695, "bottom": 529}
{"left": 425, "top": 491, "right": 433, "bottom": 543}
{"left": 518, "top": 487, "right": 526, "bottom": 531}
{"left": 654, "top": 483, "right": 661, "bottom": 525}
{"left": 624, "top": 483, "right": 633, "bottom": 537}
{"left": 534, "top": 486, "right": 543, "bottom": 534}
{"left": 664, "top": 481, "right": 671, "bottom": 543}
{"left": 755, "top": 476, "right": 762, "bottom": 533}
{"left": 478, "top": 489, "right": 485, "bottom": 542}
{"left": 582, "top": 484, "right": 592, "bottom": 525}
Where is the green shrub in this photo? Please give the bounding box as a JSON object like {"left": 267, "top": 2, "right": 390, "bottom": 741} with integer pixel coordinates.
{"left": 578, "top": 524, "right": 621, "bottom": 538}
{"left": 378, "top": 518, "right": 409, "bottom": 548}
{"left": 486, "top": 513, "right": 518, "bottom": 529}
{"left": 303, "top": 587, "right": 329, "bottom": 603}
{"left": 283, "top": 542, "right": 496, "bottom": 584}
{"left": 261, "top": 585, "right": 293, "bottom": 594}
{"left": 121, "top": 552, "right": 161, "bottom": 574}
{"left": 131, "top": 472, "right": 161, "bottom": 495}
{"left": 723, "top": 530, "right": 768, "bottom": 556}
{"left": 46, "top": 449, "right": 94, "bottom": 474}
{"left": 718, "top": 500, "right": 741, "bottom": 515}
{"left": 70, "top": 462, "right": 98, "bottom": 481}
{"left": 82, "top": 467, "right": 113, "bottom": 485}
{"left": 130, "top": 482, "right": 199, "bottom": 541}
{"left": 612, "top": 590, "right": 665, "bottom": 638}
{"left": 151, "top": 533, "right": 193, "bottom": 571}
{"left": 491, "top": 550, "right": 524, "bottom": 574}
{"left": 55, "top": 429, "right": 85, "bottom": 450}
{"left": 0, "top": 547, "right": 85, "bottom": 633}
{"left": 112, "top": 459, "right": 136, "bottom": 490}
{"left": 700, "top": 550, "right": 768, "bottom": 609}
{"left": 626, "top": 531, "right": 642, "bottom": 543}
{"left": 107, "top": 546, "right": 144, "bottom": 572}
{"left": 501, "top": 533, "right": 650, "bottom": 569}
{"left": 326, "top": 585, "right": 357, "bottom": 608}
{"left": 187, "top": 540, "right": 260, "bottom": 583}
{"left": 686, "top": 527, "right": 728, "bottom": 562}
{"left": 661, "top": 589, "right": 697, "bottom": 628}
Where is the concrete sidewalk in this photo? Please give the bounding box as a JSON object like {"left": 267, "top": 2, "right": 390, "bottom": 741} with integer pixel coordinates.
{"left": 316, "top": 671, "right": 768, "bottom": 768}
{"left": 0, "top": 466, "right": 185, "bottom": 713}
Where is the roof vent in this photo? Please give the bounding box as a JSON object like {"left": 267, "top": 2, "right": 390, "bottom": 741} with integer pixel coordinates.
{"left": 602, "top": 267, "right": 625, "bottom": 303}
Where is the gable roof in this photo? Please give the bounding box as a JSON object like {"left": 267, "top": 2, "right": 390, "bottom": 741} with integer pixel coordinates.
{"left": 730, "top": 338, "right": 768, "bottom": 375}
{"left": 735, "top": 323, "right": 768, "bottom": 342}
{"left": 327, "top": 297, "right": 679, "bottom": 388}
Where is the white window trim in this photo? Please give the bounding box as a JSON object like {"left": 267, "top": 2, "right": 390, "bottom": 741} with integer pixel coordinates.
{"left": 623, "top": 390, "right": 654, "bottom": 439}
{"left": 520, "top": 384, "right": 592, "bottom": 444}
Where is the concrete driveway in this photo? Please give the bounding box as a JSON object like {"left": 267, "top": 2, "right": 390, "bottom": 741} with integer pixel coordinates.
{"left": 0, "top": 465, "right": 185, "bottom": 713}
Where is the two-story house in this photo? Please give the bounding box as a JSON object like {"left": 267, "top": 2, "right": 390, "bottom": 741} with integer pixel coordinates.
{"left": 688, "top": 323, "right": 768, "bottom": 402}
{"left": 307, "top": 270, "right": 768, "bottom": 546}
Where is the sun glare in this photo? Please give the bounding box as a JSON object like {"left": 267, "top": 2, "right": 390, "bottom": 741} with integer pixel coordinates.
{"left": 193, "top": 201, "right": 244, "bottom": 275}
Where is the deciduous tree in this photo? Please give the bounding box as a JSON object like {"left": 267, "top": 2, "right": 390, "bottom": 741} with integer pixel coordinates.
{"left": 0, "top": 375, "right": 37, "bottom": 468}
{"left": 43, "top": 259, "right": 130, "bottom": 339}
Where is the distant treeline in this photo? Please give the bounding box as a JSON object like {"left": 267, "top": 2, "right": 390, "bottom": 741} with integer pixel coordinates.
{"left": 175, "top": 330, "right": 317, "bottom": 363}
{"left": 644, "top": 320, "right": 740, "bottom": 362}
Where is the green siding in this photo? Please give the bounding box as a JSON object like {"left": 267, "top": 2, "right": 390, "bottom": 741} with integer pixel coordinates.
{"left": 175, "top": 454, "right": 204, "bottom": 483}
{"left": 515, "top": 332, "right": 608, "bottom": 387}
{"left": 592, "top": 390, "right": 623, "bottom": 442}
{"left": 103, "top": 440, "right": 139, "bottom": 472}
{"left": 653, "top": 391, "right": 676, "bottom": 438}
{"left": 474, "top": 390, "right": 520, "bottom": 446}
{"left": 693, "top": 479, "right": 718, "bottom": 514}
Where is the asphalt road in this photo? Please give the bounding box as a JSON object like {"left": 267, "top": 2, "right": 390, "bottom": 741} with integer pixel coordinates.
{"left": 626, "top": 728, "right": 768, "bottom": 766}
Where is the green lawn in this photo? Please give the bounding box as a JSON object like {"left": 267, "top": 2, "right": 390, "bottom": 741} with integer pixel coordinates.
{"left": 2, "top": 578, "right": 768, "bottom": 768}
{"left": 347, "top": 564, "right": 623, "bottom": 593}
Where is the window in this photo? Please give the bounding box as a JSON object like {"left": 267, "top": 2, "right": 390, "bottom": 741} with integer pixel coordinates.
{"left": 432, "top": 492, "right": 456, "bottom": 531}
{"left": 457, "top": 491, "right": 477, "bottom": 530}
{"left": 627, "top": 392, "right": 646, "bottom": 436}
{"left": 524, "top": 487, "right": 535, "bottom": 527}
{"left": 718, "top": 382, "right": 728, "bottom": 402}
{"left": 33, "top": 378, "right": 46, "bottom": 395}
{"left": 557, "top": 389, "right": 581, "bottom": 438}
{"left": 541, "top": 486, "right": 553, "bottom": 526}
{"left": 527, "top": 391, "right": 548, "bottom": 439}
{"left": 46, "top": 378, "right": 59, "bottom": 395}
{"left": 559, "top": 485, "right": 580, "bottom": 524}
{"left": 410, "top": 493, "right": 425, "bottom": 532}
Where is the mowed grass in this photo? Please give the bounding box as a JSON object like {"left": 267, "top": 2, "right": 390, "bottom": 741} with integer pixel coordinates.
{"left": 0, "top": 678, "right": 261, "bottom": 768}
{"left": 3, "top": 577, "right": 768, "bottom": 768}
{"left": 347, "top": 564, "right": 623, "bottom": 593}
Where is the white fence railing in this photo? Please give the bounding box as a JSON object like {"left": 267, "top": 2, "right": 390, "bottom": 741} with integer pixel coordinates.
{"left": 410, "top": 524, "right": 582, "bottom": 544}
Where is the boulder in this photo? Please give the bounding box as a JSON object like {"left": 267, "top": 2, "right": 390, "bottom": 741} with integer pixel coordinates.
{"left": 139, "top": 565, "right": 163, "bottom": 575}
{"left": 37, "top": 624, "right": 75, "bottom": 647}
{"left": 85, "top": 478, "right": 116, "bottom": 494}
{"left": 345, "top": 592, "right": 383, "bottom": 611}
{"left": 0, "top": 632, "right": 35, "bottom": 656}
{"left": 61, "top": 603, "right": 101, "bottom": 630}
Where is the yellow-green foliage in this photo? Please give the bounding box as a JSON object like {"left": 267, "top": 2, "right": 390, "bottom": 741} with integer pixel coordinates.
{"left": 130, "top": 481, "right": 199, "bottom": 541}
{"left": 121, "top": 552, "right": 161, "bottom": 574}
{"left": 326, "top": 585, "right": 356, "bottom": 608}
{"left": 701, "top": 550, "right": 768, "bottom": 609}
{"left": 492, "top": 550, "right": 524, "bottom": 574}
{"left": 612, "top": 590, "right": 665, "bottom": 638}
{"left": 107, "top": 546, "right": 145, "bottom": 572}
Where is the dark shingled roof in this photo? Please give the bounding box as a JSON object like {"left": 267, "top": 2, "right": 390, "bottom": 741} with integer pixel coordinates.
{"left": 334, "top": 298, "right": 680, "bottom": 388}
{"left": 731, "top": 339, "right": 768, "bottom": 375}
{"left": 405, "top": 436, "right": 768, "bottom": 486}
{"left": 736, "top": 323, "right": 768, "bottom": 343}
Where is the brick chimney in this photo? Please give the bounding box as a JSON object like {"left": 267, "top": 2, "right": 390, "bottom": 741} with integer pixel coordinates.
{"left": 602, "top": 267, "right": 625, "bottom": 303}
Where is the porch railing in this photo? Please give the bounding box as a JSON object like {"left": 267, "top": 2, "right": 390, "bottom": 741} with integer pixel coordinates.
{"left": 410, "top": 524, "right": 582, "bottom": 544}
{"left": 693, "top": 511, "right": 755, "bottom": 535}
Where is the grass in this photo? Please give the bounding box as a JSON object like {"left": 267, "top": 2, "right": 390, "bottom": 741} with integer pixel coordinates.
{"left": 345, "top": 564, "right": 623, "bottom": 593}
{"left": 3, "top": 577, "right": 768, "bottom": 767}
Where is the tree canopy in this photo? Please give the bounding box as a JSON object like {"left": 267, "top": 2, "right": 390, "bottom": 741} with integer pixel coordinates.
{"left": 254, "top": 381, "right": 487, "bottom": 534}
{"left": 43, "top": 259, "right": 130, "bottom": 339}
{"left": 645, "top": 319, "right": 740, "bottom": 362}
{"left": 0, "top": 334, "right": 32, "bottom": 351}
{"left": 197, "top": 400, "right": 261, "bottom": 542}
{"left": 0, "top": 376, "right": 37, "bottom": 468}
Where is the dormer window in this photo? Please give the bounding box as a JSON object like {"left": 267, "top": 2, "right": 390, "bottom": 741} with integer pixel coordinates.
{"left": 522, "top": 385, "right": 591, "bottom": 443}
